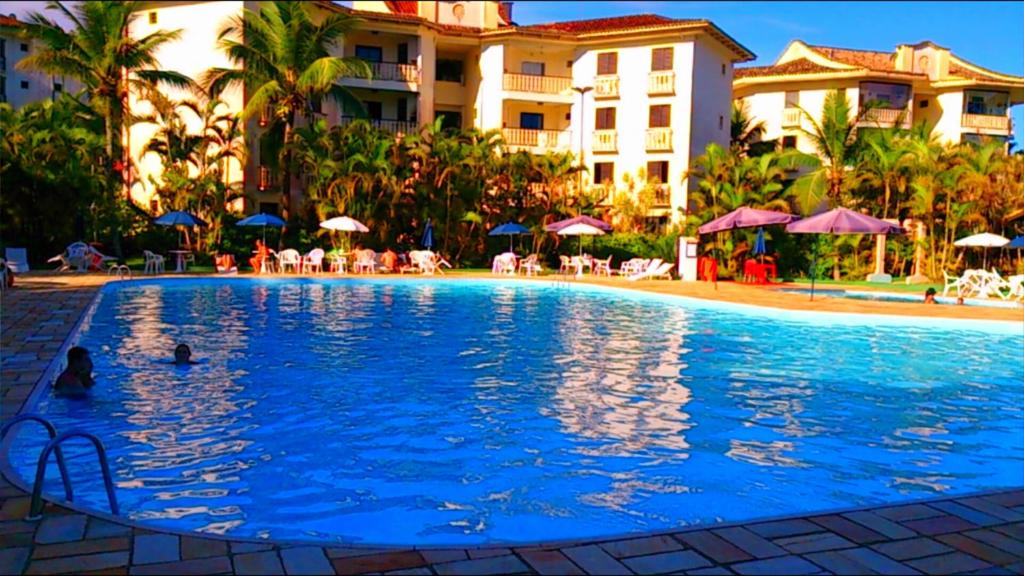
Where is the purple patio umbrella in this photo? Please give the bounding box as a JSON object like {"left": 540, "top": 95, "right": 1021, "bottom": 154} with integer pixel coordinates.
{"left": 698, "top": 207, "right": 799, "bottom": 234}
{"left": 544, "top": 215, "right": 612, "bottom": 233}
{"left": 786, "top": 207, "right": 905, "bottom": 300}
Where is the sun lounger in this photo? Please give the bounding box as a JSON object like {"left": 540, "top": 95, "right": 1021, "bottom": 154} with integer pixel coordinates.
{"left": 626, "top": 258, "right": 666, "bottom": 281}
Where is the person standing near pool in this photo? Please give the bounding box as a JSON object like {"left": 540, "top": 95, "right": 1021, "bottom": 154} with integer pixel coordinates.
{"left": 250, "top": 239, "right": 269, "bottom": 274}
{"left": 54, "top": 346, "right": 95, "bottom": 398}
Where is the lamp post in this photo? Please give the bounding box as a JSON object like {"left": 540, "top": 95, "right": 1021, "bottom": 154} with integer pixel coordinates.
{"left": 572, "top": 86, "right": 593, "bottom": 198}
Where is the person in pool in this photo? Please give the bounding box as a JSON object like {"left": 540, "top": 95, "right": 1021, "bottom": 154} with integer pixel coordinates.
{"left": 173, "top": 344, "right": 199, "bottom": 366}
{"left": 54, "top": 346, "right": 95, "bottom": 398}
{"left": 924, "top": 287, "right": 937, "bottom": 304}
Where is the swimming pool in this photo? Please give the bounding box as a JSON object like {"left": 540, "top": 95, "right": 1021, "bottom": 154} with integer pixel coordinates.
{"left": 7, "top": 278, "right": 1023, "bottom": 545}
{"left": 779, "top": 287, "right": 1024, "bottom": 309}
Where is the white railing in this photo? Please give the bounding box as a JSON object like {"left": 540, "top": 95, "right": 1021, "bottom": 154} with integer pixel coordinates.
{"left": 340, "top": 116, "right": 419, "bottom": 134}
{"left": 347, "top": 62, "right": 420, "bottom": 83}
{"left": 502, "top": 128, "right": 572, "bottom": 151}
{"left": 592, "top": 130, "right": 617, "bottom": 153}
{"left": 962, "top": 114, "right": 1010, "bottom": 131}
{"left": 648, "top": 71, "right": 675, "bottom": 95}
{"left": 782, "top": 108, "right": 801, "bottom": 128}
{"left": 645, "top": 128, "right": 672, "bottom": 151}
{"left": 860, "top": 107, "right": 910, "bottom": 126}
{"left": 594, "top": 75, "right": 619, "bottom": 98}
{"left": 502, "top": 73, "right": 572, "bottom": 95}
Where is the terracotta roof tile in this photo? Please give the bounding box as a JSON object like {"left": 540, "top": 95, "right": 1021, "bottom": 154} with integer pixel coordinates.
{"left": 498, "top": 2, "right": 512, "bottom": 25}
{"left": 383, "top": 1, "right": 419, "bottom": 17}
{"left": 0, "top": 15, "right": 22, "bottom": 27}
{"left": 517, "top": 14, "right": 691, "bottom": 35}
{"left": 806, "top": 44, "right": 897, "bottom": 72}
{"left": 734, "top": 58, "right": 838, "bottom": 79}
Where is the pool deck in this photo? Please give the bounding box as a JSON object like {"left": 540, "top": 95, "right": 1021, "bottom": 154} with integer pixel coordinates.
{"left": 1, "top": 272, "right": 1022, "bottom": 575}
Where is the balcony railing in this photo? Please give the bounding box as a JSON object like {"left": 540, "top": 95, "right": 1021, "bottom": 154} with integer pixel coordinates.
{"left": 645, "top": 127, "right": 672, "bottom": 151}
{"left": 258, "top": 166, "right": 273, "bottom": 191}
{"left": 782, "top": 108, "right": 801, "bottom": 128}
{"left": 345, "top": 61, "right": 420, "bottom": 84}
{"left": 962, "top": 113, "right": 1010, "bottom": 131}
{"left": 592, "top": 130, "right": 617, "bottom": 153}
{"left": 502, "top": 73, "right": 572, "bottom": 95}
{"left": 859, "top": 107, "right": 910, "bottom": 126}
{"left": 594, "top": 75, "right": 619, "bottom": 98}
{"left": 340, "top": 116, "right": 419, "bottom": 135}
{"left": 502, "top": 128, "right": 571, "bottom": 151}
{"left": 648, "top": 71, "right": 675, "bottom": 96}
{"left": 652, "top": 185, "right": 671, "bottom": 207}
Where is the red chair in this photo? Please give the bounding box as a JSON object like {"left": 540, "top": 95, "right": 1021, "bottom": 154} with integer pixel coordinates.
{"left": 701, "top": 257, "right": 718, "bottom": 283}
{"left": 742, "top": 259, "right": 757, "bottom": 283}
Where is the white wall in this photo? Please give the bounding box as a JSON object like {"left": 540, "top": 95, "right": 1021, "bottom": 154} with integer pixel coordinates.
{"left": 1, "top": 34, "right": 77, "bottom": 108}
{"left": 685, "top": 37, "right": 733, "bottom": 216}
{"left": 934, "top": 90, "right": 965, "bottom": 145}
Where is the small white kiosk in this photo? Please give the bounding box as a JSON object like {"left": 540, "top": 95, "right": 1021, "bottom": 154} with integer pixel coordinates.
{"left": 677, "top": 236, "right": 700, "bottom": 281}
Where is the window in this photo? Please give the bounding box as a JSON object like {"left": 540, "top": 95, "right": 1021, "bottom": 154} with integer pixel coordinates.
{"left": 355, "top": 45, "right": 383, "bottom": 63}
{"left": 397, "top": 98, "right": 408, "bottom": 122}
{"left": 593, "top": 162, "right": 614, "bottom": 186}
{"left": 651, "top": 47, "right": 673, "bottom": 71}
{"left": 785, "top": 91, "right": 800, "bottom": 108}
{"left": 721, "top": 63, "right": 727, "bottom": 76}
{"left": 961, "top": 133, "right": 1008, "bottom": 147}
{"left": 647, "top": 161, "right": 669, "bottom": 184}
{"left": 519, "top": 112, "right": 544, "bottom": 130}
{"left": 53, "top": 82, "right": 62, "bottom": 92}
{"left": 859, "top": 82, "right": 911, "bottom": 110}
{"left": 919, "top": 99, "right": 929, "bottom": 109}
{"left": 718, "top": 115, "right": 724, "bottom": 130}
{"left": 782, "top": 135, "right": 797, "bottom": 149}
{"left": 521, "top": 61, "right": 545, "bottom": 76}
{"left": 20, "top": 80, "right": 28, "bottom": 89}
{"left": 397, "top": 43, "right": 409, "bottom": 64}
{"left": 149, "top": 198, "right": 159, "bottom": 213}
{"left": 258, "top": 202, "right": 279, "bottom": 216}
{"left": 20, "top": 43, "right": 28, "bottom": 52}
{"left": 436, "top": 59, "right": 464, "bottom": 82}
{"left": 438, "top": 111, "right": 462, "bottom": 130}
{"left": 964, "top": 89, "right": 1009, "bottom": 116}
{"left": 595, "top": 108, "right": 616, "bottom": 130}
{"left": 310, "top": 97, "right": 322, "bottom": 115}
{"left": 597, "top": 52, "right": 618, "bottom": 75}
{"left": 148, "top": 11, "right": 157, "bottom": 24}
{"left": 365, "top": 101, "right": 383, "bottom": 120}
{"left": 648, "top": 104, "right": 671, "bottom": 128}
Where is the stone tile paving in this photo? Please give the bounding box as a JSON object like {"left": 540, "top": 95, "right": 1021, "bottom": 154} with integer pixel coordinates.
{"left": 1, "top": 274, "right": 1023, "bottom": 575}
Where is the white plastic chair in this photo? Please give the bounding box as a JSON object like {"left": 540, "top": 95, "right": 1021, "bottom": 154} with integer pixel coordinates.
{"left": 329, "top": 253, "right": 348, "bottom": 274}
{"left": 519, "top": 254, "right": 542, "bottom": 276}
{"left": 4, "top": 248, "right": 28, "bottom": 273}
{"left": 593, "top": 256, "right": 614, "bottom": 276}
{"left": 278, "top": 249, "right": 301, "bottom": 274}
{"left": 492, "top": 253, "right": 517, "bottom": 275}
{"left": 941, "top": 270, "right": 966, "bottom": 297}
{"left": 143, "top": 250, "right": 165, "bottom": 274}
{"left": 302, "top": 248, "right": 325, "bottom": 274}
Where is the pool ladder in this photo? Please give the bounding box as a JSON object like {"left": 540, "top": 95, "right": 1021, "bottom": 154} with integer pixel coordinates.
{"left": 1, "top": 413, "right": 119, "bottom": 520}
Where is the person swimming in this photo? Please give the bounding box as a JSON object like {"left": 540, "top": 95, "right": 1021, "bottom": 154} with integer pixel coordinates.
{"left": 924, "top": 287, "right": 937, "bottom": 304}
{"left": 173, "top": 343, "right": 199, "bottom": 366}
{"left": 54, "top": 346, "right": 95, "bottom": 398}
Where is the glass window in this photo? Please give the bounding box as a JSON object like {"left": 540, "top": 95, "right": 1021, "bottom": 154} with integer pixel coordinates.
{"left": 521, "top": 61, "right": 545, "bottom": 76}
{"left": 785, "top": 91, "right": 800, "bottom": 108}
{"left": 595, "top": 108, "right": 616, "bottom": 130}
{"left": 438, "top": 111, "right": 462, "bottom": 130}
{"left": 859, "top": 82, "right": 911, "bottom": 110}
{"left": 355, "top": 45, "right": 383, "bottom": 63}
{"left": 519, "top": 112, "right": 544, "bottom": 130}
{"left": 593, "top": 162, "right": 614, "bottom": 185}
{"left": 20, "top": 43, "right": 28, "bottom": 52}
{"left": 436, "top": 59, "right": 464, "bottom": 83}
{"left": 651, "top": 47, "right": 673, "bottom": 71}
{"left": 365, "top": 101, "right": 382, "bottom": 120}
{"left": 148, "top": 11, "right": 157, "bottom": 24}
{"left": 649, "top": 105, "right": 671, "bottom": 128}
{"left": 782, "top": 135, "right": 797, "bottom": 149}
{"left": 647, "top": 161, "right": 669, "bottom": 184}
{"left": 259, "top": 202, "right": 279, "bottom": 216}
{"left": 397, "top": 43, "right": 409, "bottom": 64}
{"left": 397, "top": 98, "right": 408, "bottom": 122}
{"left": 53, "top": 82, "right": 62, "bottom": 92}
{"left": 597, "top": 52, "right": 618, "bottom": 75}
{"left": 964, "top": 90, "right": 1009, "bottom": 116}
{"left": 20, "top": 80, "right": 28, "bottom": 89}
{"left": 961, "top": 133, "right": 1008, "bottom": 146}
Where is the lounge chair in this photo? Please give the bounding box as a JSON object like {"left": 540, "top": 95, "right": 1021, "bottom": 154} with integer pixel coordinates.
{"left": 4, "top": 248, "right": 28, "bottom": 273}
{"left": 558, "top": 255, "right": 573, "bottom": 275}
{"left": 302, "top": 248, "right": 325, "bottom": 274}
{"left": 620, "top": 258, "right": 648, "bottom": 276}
{"left": 215, "top": 254, "right": 238, "bottom": 275}
{"left": 626, "top": 258, "right": 665, "bottom": 281}
{"left": 143, "top": 250, "right": 165, "bottom": 274}
{"left": 278, "top": 249, "right": 301, "bottom": 274}
{"left": 353, "top": 249, "right": 377, "bottom": 274}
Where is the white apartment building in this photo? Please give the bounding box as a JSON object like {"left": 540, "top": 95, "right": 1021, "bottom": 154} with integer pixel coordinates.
{"left": 124, "top": 1, "right": 753, "bottom": 224}
{"left": 0, "top": 15, "right": 76, "bottom": 108}
{"left": 733, "top": 40, "right": 1024, "bottom": 155}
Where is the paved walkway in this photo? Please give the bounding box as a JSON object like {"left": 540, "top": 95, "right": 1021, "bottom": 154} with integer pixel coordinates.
{"left": 1, "top": 273, "right": 1022, "bottom": 575}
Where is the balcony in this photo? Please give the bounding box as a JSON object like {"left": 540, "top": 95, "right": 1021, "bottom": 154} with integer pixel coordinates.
{"left": 342, "top": 61, "right": 420, "bottom": 90}
{"left": 501, "top": 128, "right": 572, "bottom": 152}
{"left": 592, "top": 130, "right": 617, "bottom": 153}
{"left": 340, "top": 116, "right": 419, "bottom": 135}
{"left": 652, "top": 185, "right": 671, "bottom": 207}
{"left": 645, "top": 128, "right": 672, "bottom": 152}
{"left": 962, "top": 113, "right": 1010, "bottom": 131}
{"left": 648, "top": 71, "right": 675, "bottom": 96}
{"left": 502, "top": 73, "right": 572, "bottom": 95}
{"left": 859, "top": 107, "right": 910, "bottom": 127}
{"left": 782, "top": 108, "right": 801, "bottom": 128}
{"left": 594, "top": 75, "right": 619, "bottom": 99}
{"left": 258, "top": 166, "right": 273, "bottom": 191}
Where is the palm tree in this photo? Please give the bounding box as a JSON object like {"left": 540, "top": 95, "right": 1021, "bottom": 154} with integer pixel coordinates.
{"left": 203, "top": 1, "right": 370, "bottom": 222}
{"left": 858, "top": 127, "right": 914, "bottom": 220}
{"left": 731, "top": 100, "right": 773, "bottom": 157}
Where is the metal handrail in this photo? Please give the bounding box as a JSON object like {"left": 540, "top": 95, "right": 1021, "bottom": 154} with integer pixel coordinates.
{"left": 1, "top": 414, "right": 74, "bottom": 502}
{"left": 27, "top": 430, "right": 119, "bottom": 520}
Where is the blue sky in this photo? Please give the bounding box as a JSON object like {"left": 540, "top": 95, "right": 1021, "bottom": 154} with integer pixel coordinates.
{"left": 7, "top": 1, "right": 1021, "bottom": 141}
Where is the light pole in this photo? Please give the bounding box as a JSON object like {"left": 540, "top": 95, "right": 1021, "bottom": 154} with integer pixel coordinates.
{"left": 572, "top": 86, "right": 593, "bottom": 198}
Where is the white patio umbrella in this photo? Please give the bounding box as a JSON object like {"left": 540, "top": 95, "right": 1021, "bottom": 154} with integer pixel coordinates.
{"left": 557, "top": 222, "right": 605, "bottom": 277}
{"left": 954, "top": 232, "right": 1009, "bottom": 268}
{"left": 320, "top": 216, "right": 369, "bottom": 251}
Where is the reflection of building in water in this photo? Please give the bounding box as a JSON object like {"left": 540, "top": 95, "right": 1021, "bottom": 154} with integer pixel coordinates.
{"left": 547, "top": 303, "right": 694, "bottom": 455}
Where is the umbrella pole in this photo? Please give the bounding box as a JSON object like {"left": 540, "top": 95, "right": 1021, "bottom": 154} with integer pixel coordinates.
{"left": 509, "top": 236, "right": 513, "bottom": 253}
{"left": 810, "top": 237, "right": 817, "bottom": 302}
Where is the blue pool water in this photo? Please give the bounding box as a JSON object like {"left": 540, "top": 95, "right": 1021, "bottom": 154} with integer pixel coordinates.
{"left": 7, "top": 278, "right": 1024, "bottom": 545}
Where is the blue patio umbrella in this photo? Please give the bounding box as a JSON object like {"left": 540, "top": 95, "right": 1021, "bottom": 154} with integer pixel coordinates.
{"left": 422, "top": 219, "right": 435, "bottom": 250}
{"left": 154, "top": 210, "right": 207, "bottom": 248}
{"left": 752, "top": 227, "right": 767, "bottom": 261}
{"left": 1009, "top": 235, "right": 1024, "bottom": 249}
{"left": 489, "top": 221, "right": 531, "bottom": 252}
{"left": 237, "top": 213, "right": 286, "bottom": 243}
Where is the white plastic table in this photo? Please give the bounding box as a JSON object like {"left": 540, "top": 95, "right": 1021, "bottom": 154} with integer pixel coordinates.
{"left": 168, "top": 250, "right": 191, "bottom": 273}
